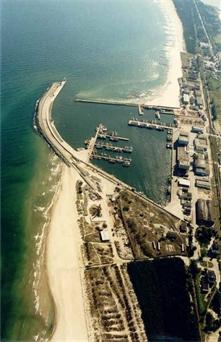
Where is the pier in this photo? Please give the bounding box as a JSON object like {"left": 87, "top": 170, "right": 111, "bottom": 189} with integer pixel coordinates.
{"left": 98, "top": 134, "right": 129, "bottom": 142}
{"left": 87, "top": 125, "right": 100, "bottom": 159}
{"left": 36, "top": 81, "right": 183, "bottom": 222}
{"left": 74, "top": 98, "right": 179, "bottom": 112}
{"left": 128, "top": 118, "right": 177, "bottom": 130}
{"left": 87, "top": 124, "right": 132, "bottom": 166}
{"left": 86, "top": 141, "right": 133, "bottom": 153}
{"left": 91, "top": 153, "right": 132, "bottom": 167}
{"left": 138, "top": 104, "right": 144, "bottom": 115}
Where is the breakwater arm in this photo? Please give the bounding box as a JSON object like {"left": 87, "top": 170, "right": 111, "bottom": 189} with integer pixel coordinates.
{"left": 35, "top": 81, "right": 183, "bottom": 221}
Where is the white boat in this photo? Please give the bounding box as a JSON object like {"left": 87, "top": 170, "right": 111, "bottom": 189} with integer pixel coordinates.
{"left": 155, "top": 111, "right": 161, "bottom": 120}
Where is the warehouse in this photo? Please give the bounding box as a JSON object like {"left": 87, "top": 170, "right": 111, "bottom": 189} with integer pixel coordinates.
{"left": 178, "top": 178, "right": 190, "bottom": 188}
{"left": 182, "top": 93, "right": 189, "bottom": 105}
{"left": 178, "top": 131, "right": 189, "bottom": 146}
{"left": 195, "top": 180, "right": 211, "bottom": 190}
{"left": 176, "top": 147, "right": 190, "bottom": 171}
{"left": 196, "top": 199, "right": 214, "bottom": 227}
{"left": 192, "top": 126, "right": 203, "bottom": 134}
{"left": 194, "top": 158, "right": 209, "bottom": 176}
{"left": 194, "top": 137, "right": 208, "bottom": 152}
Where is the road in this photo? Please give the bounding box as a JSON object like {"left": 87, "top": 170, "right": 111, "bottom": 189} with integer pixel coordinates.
{"left": 193, "top": 0, "right": 214, "bottom": 57}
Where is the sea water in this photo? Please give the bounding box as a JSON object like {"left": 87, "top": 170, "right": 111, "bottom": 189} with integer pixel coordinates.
{"left": 2, "top": 0, "right": 175, "bottom": 339}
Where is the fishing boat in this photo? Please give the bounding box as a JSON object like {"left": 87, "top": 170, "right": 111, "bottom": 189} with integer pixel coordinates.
{"left": 155, "top": 111, "right": 161, "bottom": 120}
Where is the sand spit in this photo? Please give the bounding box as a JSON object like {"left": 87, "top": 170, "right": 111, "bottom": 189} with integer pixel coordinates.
{"left": 146, "top": 0, "right": 185, "bottom": 107}
{"left": 46, "top": 165, "right": 88, "bottom": 341}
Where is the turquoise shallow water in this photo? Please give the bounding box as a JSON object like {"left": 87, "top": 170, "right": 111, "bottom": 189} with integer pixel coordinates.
{"left": 2, "top": 0, "right": 173, "bottom": 338}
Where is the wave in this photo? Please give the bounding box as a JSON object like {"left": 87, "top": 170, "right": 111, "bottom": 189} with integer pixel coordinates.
{"left": 31, "top": 157, "right": 62, "bottom": 323}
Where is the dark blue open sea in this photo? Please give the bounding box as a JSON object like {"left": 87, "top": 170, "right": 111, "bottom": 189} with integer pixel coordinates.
{"left": 2, "top": 0, "right": 174, "bottom": 339}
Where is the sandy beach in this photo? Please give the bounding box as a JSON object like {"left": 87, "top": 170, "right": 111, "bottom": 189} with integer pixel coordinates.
{"left": 145, "top": 0, "right": 185, "bottom": 107}
{"left": 46, "top": 165, "right": 88, "bottom": 341}
{"left": 45, "top": 2, "right": 187, "bottom": 340}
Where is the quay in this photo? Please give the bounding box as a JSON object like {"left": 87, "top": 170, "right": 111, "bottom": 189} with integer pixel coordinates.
{"left": 74, "top": 98, "right": 179, "bottom": 112}
{"left": 86, "top": 123, "right": 132, "bottom": 166}
{"left": 138, "top": 104, "right": 144, "bottom": 115}
{"left": 97, "top": 134, "right": 129, "bottom": 142}
{"left": 94, "top": 124, "right": 129, "bottom": 142}
{"left": 86, "top": 141, "right": 133, "bottom": 153}
{"left": 87, "top": 125, "right": 100, "bottom": 159}
{"left": 91, "top": 152, "right": 132, "bottom": 167}
{"left": 35, "top": 81, "right": 183, "bottom": 222}
{"left": 128, "top": 119, "right": 177, "bottom": 130}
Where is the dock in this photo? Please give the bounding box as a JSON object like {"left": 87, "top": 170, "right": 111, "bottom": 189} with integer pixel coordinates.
{"left": 74, "top": 98, "right": 179, "bottom": 112}
{"left": 86, "top": 141, "right": 133, "bottom": 153}
{"left": 87, "top": 125, "right": 100, "bottom": 159}
{"left": 87, "top": 123, "right": 132, "bottom": 166}
{"left": 97, "top": 134, "right": 129, "bottom": 142}
{"left": 138, "top": 104, "right": 144, "bottom": 115}
{"left": 91, "top": 152, "right": 132, "bottom": 167}
{"left": 128, "top": 118, "right": 177, "bottom": 130}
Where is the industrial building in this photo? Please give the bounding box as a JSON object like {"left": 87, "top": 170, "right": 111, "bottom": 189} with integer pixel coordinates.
{"left": 192, "top": 126, "right": 203, "bottom": 134}
{"left": 183, "top": 93, "right": 189, "bottom": 105}
{"left": 176, "top": 146, "right": 190, "bottom": 171}
{"left": 178, "top": 131, "right": 189, "bottom": 146}
{"left": 194, "top": 137, "right": 208, "bottom": 152}
{"left": 100, "top": 229, "right": 110, "bottom": 242}
{"left": 196, "top": 96, "right": 203, "bottom": 108}
{"left": 195, "top": 179, "right": 211, "bottom": 190}
{"left": 194, "top": 157, "right": 209, "bottom": 176}
{"left": 195, "top": 199, "right": 214, "bottom": 227}
{"left": 178, "top": 178, "right": 190, "bottom": 188}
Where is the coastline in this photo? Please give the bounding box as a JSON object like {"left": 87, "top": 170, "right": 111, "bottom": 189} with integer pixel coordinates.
{"left": 31, "top": 153, "right": 63, "bottom": 341}
{"left": 38, "top": 1, "right": 187, "bottom": 340}
{"left": 144, "top": 0, "right": 185, "bottom": 107}
{"left": 46, "top": 165, "right": 88, "bottom": 341}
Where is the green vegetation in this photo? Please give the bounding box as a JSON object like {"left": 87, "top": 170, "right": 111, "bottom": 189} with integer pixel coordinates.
{"left": 210, "top": 289, "right": 221, "bottom": 317}
{"left": 207, "top": 76, "right": 221, "bottom": 130}
{"left": 118, "top": 190, "right": 186, "bottom": 259}
{"left": 195, "top": 226, "right": 216, "bottom": 246}
{"left": 204, "top": 312, "right": 220, "bottom": 333}
{"left": 173, "top": 0, "right": 198, "bottom": 54}
{"left": 128, "top": 258, "right": 200, "bottom": 341}
{"left": 195, "top": 273, "right": 207, "bottom": 317}
{"left": 197, "top": 0, "right": 221, "bottom": 52}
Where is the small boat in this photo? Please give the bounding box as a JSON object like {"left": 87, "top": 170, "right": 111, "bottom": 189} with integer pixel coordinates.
{"left": 109, "top": 158, "right": 116, "bottom": 164}
{"left": 155, "top": 111, "right": 161, "bottom": 120}
{"left": 123, "top": 146, "right": 133, "bottom": 153}
{"left": 109, "top": 136, "right": 119, "bottom": 142}
{"left": 116, "top": 156, "right": 124, "bottom": 163}
{"left": 123, "top": 161, "right": 131, "bottom": 167}
{"left": 98, "top": 134, "right": 106, "bottom": 139}
{"left": 96, "top": 144, "right": 103, "bottom": 149}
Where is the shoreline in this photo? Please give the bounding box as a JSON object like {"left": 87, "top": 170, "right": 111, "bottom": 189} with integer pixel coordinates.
{"left": 143, "top": 0, "right": 185, "bottom": 107}
{"left": 31, "top": 153, "right": 63, "bottom": 341}
{"left": 46, "top": 165, "right": 89, "bottom": 341}
{"left": 38, "top": 2, "right": 187, "bottom": 340}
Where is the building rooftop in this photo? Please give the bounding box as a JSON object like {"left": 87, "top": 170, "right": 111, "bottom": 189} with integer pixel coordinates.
{"left": 178, "top": 178, "right": 190, "bottom": 187}
{"left": 100, "top": 229, "right": 110, "bottom": 242}
{"left": 194, "top": 158, "right": 207, "bottom": 169}
{"left": 196, "top": 199, "right": 214, "bottom": 227}
{"left": 177, "top": 147, "right": 190, "bottom": 169}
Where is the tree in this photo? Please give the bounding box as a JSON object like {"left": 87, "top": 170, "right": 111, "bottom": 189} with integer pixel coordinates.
{"left": 195, "top": 226, "right": 215, "bottom": 245}
{"left": 189, "top": 260, "right": 200, "bottom": 277}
